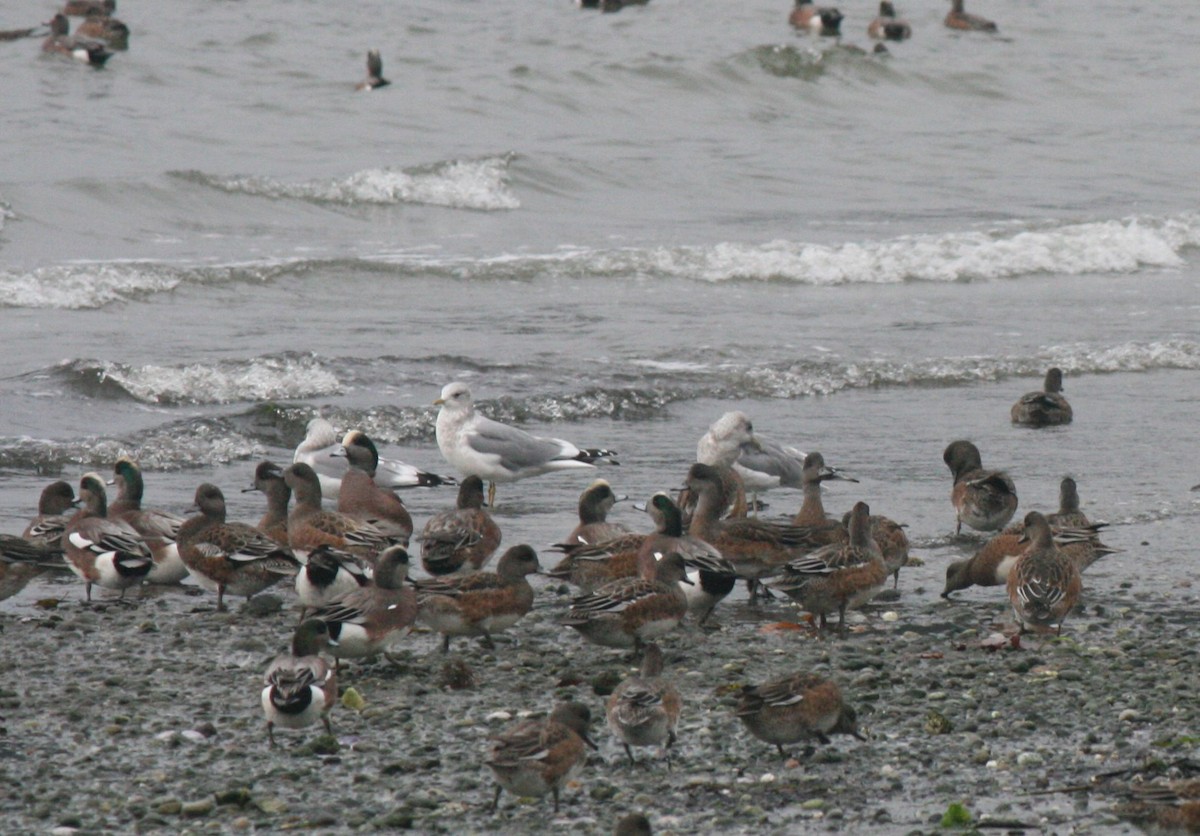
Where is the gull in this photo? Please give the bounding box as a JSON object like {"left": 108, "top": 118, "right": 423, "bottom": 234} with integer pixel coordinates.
{"left": 433, "top": 382, "right": 618, "bottom": 507}
{"left": 698, "top": 411, "right": 810, "bottom": 509}
{"left": 293, "top": 417, "right": 454, "bottom": 501}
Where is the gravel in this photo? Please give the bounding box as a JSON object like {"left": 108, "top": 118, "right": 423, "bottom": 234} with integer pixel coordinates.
{"left": 0, "top": 560, "right": 1190, "bottom": 834}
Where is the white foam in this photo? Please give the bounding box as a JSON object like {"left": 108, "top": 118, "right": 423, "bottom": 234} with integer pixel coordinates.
{"left": 88, "top": 354, "right": 342, "bottom": 405}
{"left": 637, "top": 214, "right": 1196, "bottom": 284}
{"left": 0, "top": 264, "right": 183, "bottom": 309}
{"left": 185, "top": 154, "right": 520, "bottom": 211}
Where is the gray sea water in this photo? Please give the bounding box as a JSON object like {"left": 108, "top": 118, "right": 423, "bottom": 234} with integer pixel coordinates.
{"left": 1, "top": 0, "right": 1198, "bottom": 602}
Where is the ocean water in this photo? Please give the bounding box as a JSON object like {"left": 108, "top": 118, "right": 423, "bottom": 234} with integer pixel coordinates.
{"left": 1, "top": 0, "right": 1198, "bottom": 604}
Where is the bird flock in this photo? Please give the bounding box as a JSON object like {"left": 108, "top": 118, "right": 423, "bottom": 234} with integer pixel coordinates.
{"left": 1, "top": 0, "right": 127, "bottom": 67}
{"left": 0, "top": 368, "right": 1129, "bottom": 824}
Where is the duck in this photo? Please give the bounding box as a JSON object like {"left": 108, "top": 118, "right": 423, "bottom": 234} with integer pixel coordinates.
{"left": 868, "top": 1, "right": 911, "bottom": 41}
{"left": 554, "top": 479, "right": 630, "bottom": 552}
{"left": 356, "top": 49, "right": 389, "bottom": 91}
{"left": 283, "top": 462, "right": 398, "bottom": 564}
{"left": 75, "top": 8, "right": 128, "bottom": 50}
{"left": 107, "top": 457, "right": 189, "bottom": 585}
{"left": 789, "top": 454, "right": 909, "bottom": 589}
{"left": 42, "top": 13, "right": 111, "bottom": 66}
{"left": 0, "top": 481, "right": 78, "bottom": 600}
{"left": 562, "top": 551, "right": 691, "bottom": 653}
{"left": 1011, "top": 368, "right": 1073, "bottom": 427}
{"left": 790, "top": 452, "right": 859, "bottom": 541}
{"left": 412, "top": 544, "right": 541, "bottom": 652}
{"left": 418, "top": 475, "right": 502, "bottom": 576}
{"left": 548, "top": 492, "right": 728, "bottom": 611}
{"left": 307, "top": 545, "right": 418, "bottom": 662}
{"left": 176, "top": 484, "right": 299, "bottom": 611}
{"left": 769, "top": 501, "right": 889, "bottom": 632}
{"left": 62, "top": 0, "right": 114, "bottom": 16}
{"left": 0, "top": 539, "right": 60, "bottom": 601}
{"left": 736, "top": 670, "right": 864, "bottom": 758}
{"left": 261, "top": 619, "right": 337, "bottom": 747}
{"left": 434, "top": 381, "right": 618, "bottom": 507}
{"left": 487, "top": 700, "right": 597, "bottom": 813}
{"left": 944, "top": 0, "right": 996, "bottom": 32}
{"left": 333, "top": 430, "right": 413, "bottom": 545}
{"left": 21, "top": 479, "right": 78, "bottom": 551}
{"left": 1007, "top": 511, "right": 1083, "bottom": 635}
{"left": 1047, "top": 476, "right": 1090, "bottom": 529}
{"left": 943, "top": 440, "right": 1018, "bottom": 535}
{"left": 62, "top": 473, "right": 153, "bottom": 601}
{"left": 242, "top": 461, "right": 291, "bottom": 547}
{"left": 789, "top": 1, "right": 844, "bottom": 36}
{"left": 293, "top": 544, "right": 372, "bottom": 615}
{"left": 636, "top": 492, "right": 731, "bottom": 625}
{"left": 683, "top": 463, "right": 829, "bottom": 603}
{"left": 942, "top": 516, "right": 1116, "bottom": 597}
{"left": 605, "top": 643, "right": 682, "bottom": 767}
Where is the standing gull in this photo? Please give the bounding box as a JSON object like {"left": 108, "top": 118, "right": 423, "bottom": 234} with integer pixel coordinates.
{"left": 434, "top": 382, "right": 618, "bottom": 507}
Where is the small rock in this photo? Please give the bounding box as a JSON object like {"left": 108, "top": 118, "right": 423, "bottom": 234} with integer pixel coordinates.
{"left": 590, "top": 784, "right": 619, "bottom": 801}
{"left": 1016, "top": 752, "right": 1044, "bottom": 767}
{"left": 181, "top": 797, "right": 215, "bottom": 818}
{"left": 342, "top": 687, "right": 366, "bottom": 711}
{"left": 255, "top": 798, "right": 287, "bottom": 815}
{"left": 243, "top": 594, "right": 284, "bottom": 617}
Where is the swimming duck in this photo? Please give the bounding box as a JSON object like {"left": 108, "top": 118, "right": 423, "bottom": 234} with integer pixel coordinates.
{"left": 75, "top": 8, "right": 128, "bottom": 50}
{"left": 868, "top": 1, "right": 911, "bottom": 41}
{"left": 789, "top": 1, "right": 844, "bottom": 36}
{"left": 1011, "top": 368, "right": 1073, "bottom": 427}
{"left": 42, "top": 13, "right": 112, "bottom": 66}
{"left": 356, "top": 49, "right": 389, "bottom": 91}
{"left": 944, "top": 0, "right": 996, "bottom": 32}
